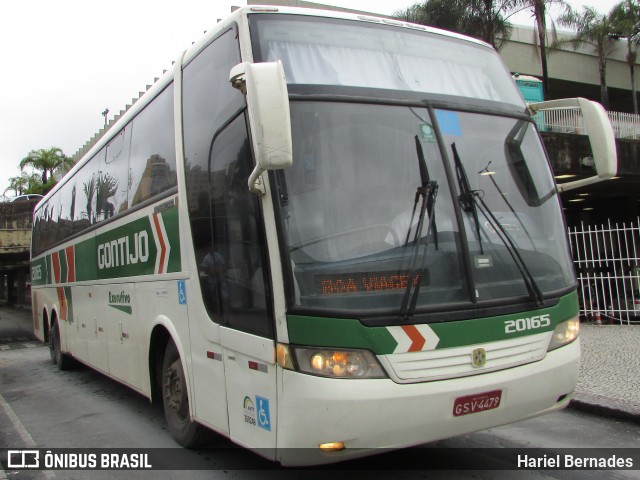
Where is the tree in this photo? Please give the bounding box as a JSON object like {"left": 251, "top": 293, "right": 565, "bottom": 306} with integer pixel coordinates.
{"left": 610, "top": 0, "right": 640, "bottom": 113}
{"left": 5, "top": 173, "right": 29, "bottom": 197}
{"left": 5, "top": 172, "right": 43, "bottom": 197}
{"left": 394, "top": 0, "right": 518, "bottom": 50}
{"left": 19, "top": 147, "right": 74, "bottom": 186}
{"left": 511, "top": 0, "right": 570, "bottom": 98}
{"left": 558, "top": 6, "right": 617, "bottom": 110}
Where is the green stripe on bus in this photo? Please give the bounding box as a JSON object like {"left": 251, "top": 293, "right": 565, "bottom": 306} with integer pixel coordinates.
{"left": 287, "top": 291, "right": 578, "bottom": 355}
{"left": 31, "top": 205, "right": 181, "bottom": 284}
{"left": 76, "top": 238, "right": 97, "bottom": 281}
{"left": 59, "top": 248, "right": 69, "bottom": 283}
{"left": 287, "top": 315, "right": 399, "bottom": 353}
{"left": 162, "top": 206, "right": 181, "bottom": 273}
{"left": 30, "top": 256, "right": 49, "bottom": 287}
{"left": 96, "top": 216, "right": 158, "bottom": 279}
{"left": 430, "top": 292, "right": 578, "bottom": 348}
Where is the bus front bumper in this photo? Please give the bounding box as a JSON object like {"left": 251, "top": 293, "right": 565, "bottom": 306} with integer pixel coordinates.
{"left": 275, "top": 339, "right": 579, "bottom": 466}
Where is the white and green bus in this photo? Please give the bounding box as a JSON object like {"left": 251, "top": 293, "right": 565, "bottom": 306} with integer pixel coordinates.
{"left": 31, "top": 5, "right": 616, "bottom": 466}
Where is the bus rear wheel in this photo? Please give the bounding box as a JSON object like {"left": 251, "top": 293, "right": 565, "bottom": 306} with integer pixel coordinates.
{"left": 161, "top": 339, "right": 211, "bottom": 447}
{"left": 49, "top": 320, "right": 73, "bottom": 370}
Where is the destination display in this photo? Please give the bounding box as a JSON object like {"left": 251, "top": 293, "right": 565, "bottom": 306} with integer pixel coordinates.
{"left": 315, "top": 270, "right": 429, "bottom": 295}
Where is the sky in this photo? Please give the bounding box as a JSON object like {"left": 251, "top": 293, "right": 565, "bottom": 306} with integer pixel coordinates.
{"left": 0, "top": 0, "right": 616, "bottom": 197}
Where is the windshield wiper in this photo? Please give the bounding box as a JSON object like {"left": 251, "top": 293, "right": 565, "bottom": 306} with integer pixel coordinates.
{"left": 404, "top": 136, "right": 439, "bottom": 249}
{"left": 452, "top": 142, "right": 484, "bottom": 255}
{"left": 451, "top": 143, "right": 544, "bottom": 306}
{"left": 399, "top": 136, "right": 438, "bottom": 321}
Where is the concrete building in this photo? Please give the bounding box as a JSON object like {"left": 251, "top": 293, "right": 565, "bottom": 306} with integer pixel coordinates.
{"left": 503, "top": 25, "right": 638, "bottom": 113}
{"left": 0, "top": 199, "right": 38, "bottom": 306}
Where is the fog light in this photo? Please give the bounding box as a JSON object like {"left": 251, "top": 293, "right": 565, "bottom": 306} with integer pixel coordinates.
{"left": 319, "top": 441, "right": 345, "bottom": 452}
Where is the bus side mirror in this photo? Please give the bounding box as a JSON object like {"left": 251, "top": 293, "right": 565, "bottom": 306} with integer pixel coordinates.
{"left": 230, "top": 61, "right": 293, "bottom": 194}
{"left": 528, "top": 97, "right": 617, "bottom": 193}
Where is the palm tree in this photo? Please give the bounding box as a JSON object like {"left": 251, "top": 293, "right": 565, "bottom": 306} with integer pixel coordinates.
{"left": 511, "top": 0, "right": 570, "bottom": 98}
{"left": 394, "top": 0, "right": 518, "bottom": 50}
{"left": 558, "top": 6, "right": 617, "bottom": 110}
{"left": 5, "top": 172, "right": 43, "bottom": 197}
{"left": 19, "top": 147, "right": 74, "bottom": 185}
{"left": 5, "top": 174, "right": 29, "bottom": 197}
{"left": 610, "top": 0, "right": 640, "bottom": 114}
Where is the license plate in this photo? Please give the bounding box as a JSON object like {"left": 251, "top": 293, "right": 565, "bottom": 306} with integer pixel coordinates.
{"left": 453, "top": 390, "right": 502, "bottom": 417}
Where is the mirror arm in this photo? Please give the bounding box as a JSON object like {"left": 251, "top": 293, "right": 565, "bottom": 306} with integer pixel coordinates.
{"left": 556, "top": 175, "right": 609, "bottom": 193}
{"left": 248, "top": 165, "right": 266, "bottom": 195}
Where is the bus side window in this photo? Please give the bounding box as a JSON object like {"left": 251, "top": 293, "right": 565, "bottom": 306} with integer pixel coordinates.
{"left": 207, "top": 114, "right": 274, "bottom": 338}
{"left": 128, "top": 85, "right": 177, "bottom": 207}
{"left": 73, "top": 155, "right": 99, "bottom": 232}
{"left": 102, "top": 127, "right": 131, "bottom": 216}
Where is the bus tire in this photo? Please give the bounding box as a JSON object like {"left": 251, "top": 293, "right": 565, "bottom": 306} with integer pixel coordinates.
{"left": 49, "top": 320, "right": 74, "bottom": 371}
{"left": 162, "top": 339, "right": 211, "bottom": 447}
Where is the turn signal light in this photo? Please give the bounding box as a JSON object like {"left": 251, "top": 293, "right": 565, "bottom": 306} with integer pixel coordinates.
{"left": 319, "top": 441, "right": 345, "bottom": 452}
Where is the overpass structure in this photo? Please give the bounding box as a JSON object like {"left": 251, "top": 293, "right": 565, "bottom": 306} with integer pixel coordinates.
{"left": 502, "top": 25, "right": 638, "bottom": 113}
{"left": 0, "top": 199, "right": 37, "bottom": 306}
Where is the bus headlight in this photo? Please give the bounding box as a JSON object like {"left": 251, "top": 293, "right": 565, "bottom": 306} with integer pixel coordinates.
{"left": 547, "top": 317, "right": 580, "bottom": 351}
{"left": 278, "top": 344, "right": 386, "bottom": 379}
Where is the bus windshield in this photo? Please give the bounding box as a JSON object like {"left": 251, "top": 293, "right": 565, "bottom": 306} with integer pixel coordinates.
{"left": 251, "top": 15, "right": 574, "bottom": 317}
{"left": 275, "top": 102, "right": 574, "bottom": 314}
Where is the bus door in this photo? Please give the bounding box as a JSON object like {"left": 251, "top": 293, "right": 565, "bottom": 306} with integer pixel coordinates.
{"left": 209, "top": 115, "right": 278, "bottom": 452}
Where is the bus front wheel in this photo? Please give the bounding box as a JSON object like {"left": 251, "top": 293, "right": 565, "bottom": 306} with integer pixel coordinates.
{"left": 162, "top": 339, "right": 211, "bottom": 447}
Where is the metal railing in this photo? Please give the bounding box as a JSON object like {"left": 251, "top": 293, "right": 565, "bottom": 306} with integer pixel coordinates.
{"left": 535, "top": 109, "right": 640, "bottom": 140}
{"left": 568, "top": 219, "right": 640, "bottom": 325}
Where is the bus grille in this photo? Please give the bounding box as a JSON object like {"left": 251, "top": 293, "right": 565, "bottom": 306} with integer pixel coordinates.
{"left": 379, "top": 332, "right": 552, "bottom": 383}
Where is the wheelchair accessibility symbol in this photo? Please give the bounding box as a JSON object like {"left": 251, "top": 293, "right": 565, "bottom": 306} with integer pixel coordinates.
{"left": 255, "top": 396, "right": 271, "bottom": 431}
{"left": 177, "top": 280, "right": 187, "bottom": 305}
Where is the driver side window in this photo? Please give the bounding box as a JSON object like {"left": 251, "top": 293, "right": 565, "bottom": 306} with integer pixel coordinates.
{"left": 203, "top": 114, "right": 274, "bottom": 338}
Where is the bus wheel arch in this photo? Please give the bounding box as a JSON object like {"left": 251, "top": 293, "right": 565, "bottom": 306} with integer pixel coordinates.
{"left": 149, "top": 325, "right": 171, "bottom": 405}
{"left": 42, "top": 308, "right": 50, "bottom": 344}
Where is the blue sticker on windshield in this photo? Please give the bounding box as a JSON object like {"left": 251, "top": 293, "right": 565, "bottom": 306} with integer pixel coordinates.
{"left": 435, "top": 110, "right": 462, "bottom": 136}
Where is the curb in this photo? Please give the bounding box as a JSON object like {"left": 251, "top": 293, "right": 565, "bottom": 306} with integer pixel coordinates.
{"left": 569, "top": 392, "right": 640, "bottom": 425}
